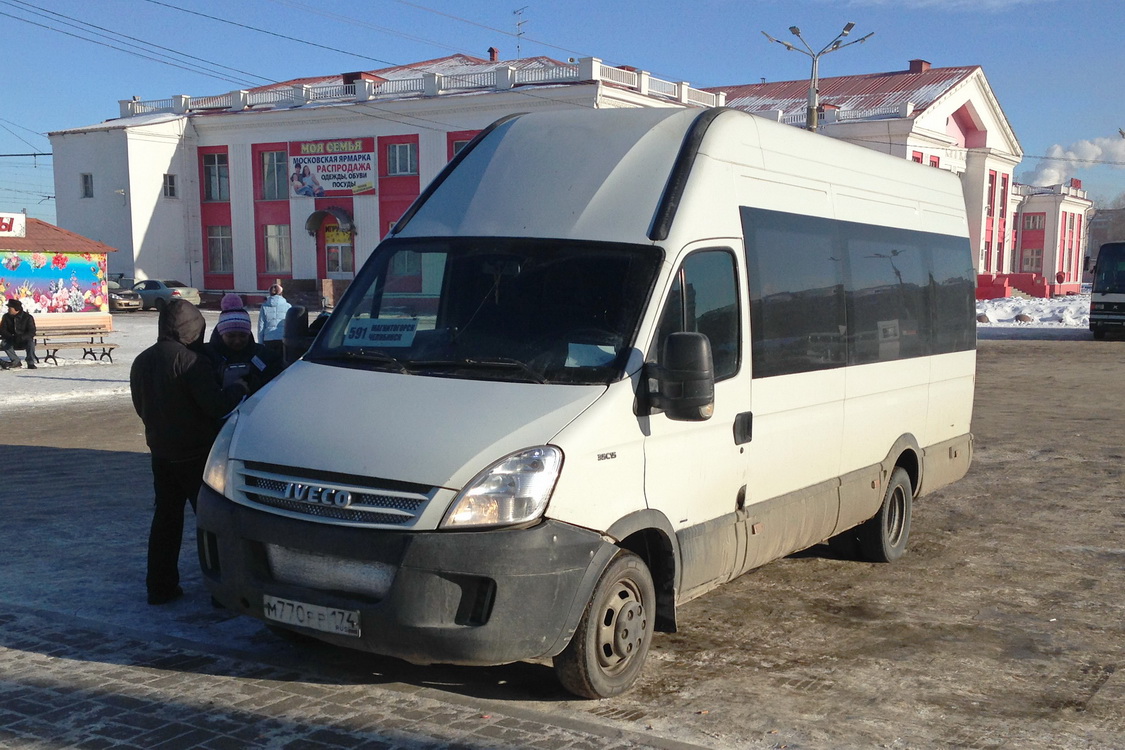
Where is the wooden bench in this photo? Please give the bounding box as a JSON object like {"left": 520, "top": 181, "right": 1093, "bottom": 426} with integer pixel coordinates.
{"left": 33, "top": 322, "right": 119, "bottom": 366}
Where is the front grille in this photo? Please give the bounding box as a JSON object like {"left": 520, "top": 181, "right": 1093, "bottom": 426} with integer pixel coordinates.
{"left": 233, "top": 461, "right": 435, "bottom": 527}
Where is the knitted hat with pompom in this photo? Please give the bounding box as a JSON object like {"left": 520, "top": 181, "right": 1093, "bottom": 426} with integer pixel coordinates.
{"left": 221, "top": 293, "right": 244, "bottom": 311}
{"left": 216, "top": 294, "right": 251, "bottom": 336}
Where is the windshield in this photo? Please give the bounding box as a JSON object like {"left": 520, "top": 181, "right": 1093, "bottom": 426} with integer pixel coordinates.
{"left": 308, "top": 237, "right": 662, "bottom": 384}
{"left": 1092, "top": 243, "right": 1125, "bottom": 294}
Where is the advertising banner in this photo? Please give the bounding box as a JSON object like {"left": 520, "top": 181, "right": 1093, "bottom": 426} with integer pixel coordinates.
{"left": 0, "top": 250, "right": 108, "bottom": 313}
{"left": 0, "top": 212, "right": 27, "bottom": 238}
{"left": 289, "top": 138, "right": 376, "bottom": 197}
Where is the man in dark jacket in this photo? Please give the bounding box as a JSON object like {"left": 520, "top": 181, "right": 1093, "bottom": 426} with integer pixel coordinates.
{"left": 130, "top": 299, "right": 245, "bottom": 605}
{"left": 0, "top": 298, "right": 36, "bottom": 369}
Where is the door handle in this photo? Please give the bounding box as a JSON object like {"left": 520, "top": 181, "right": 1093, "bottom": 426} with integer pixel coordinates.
{"left": 734, "top": 411, "right": 753, "bottom": 445}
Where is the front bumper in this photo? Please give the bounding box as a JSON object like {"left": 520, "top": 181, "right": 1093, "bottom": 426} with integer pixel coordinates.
{"left": 196, "top": 483, "right": 617, "bottom": 665}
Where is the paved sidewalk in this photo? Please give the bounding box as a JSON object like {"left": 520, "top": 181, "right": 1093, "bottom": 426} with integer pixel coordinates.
{"left": 0, "top": 607, "right": 699, "bottom": 750}
{"left": 0, "top": 408, "right": 716, "bottom": 750}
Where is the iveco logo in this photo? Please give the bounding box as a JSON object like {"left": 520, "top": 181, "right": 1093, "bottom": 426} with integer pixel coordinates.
{"left": 285, "top": 482, "right": 353, "bottom": 507}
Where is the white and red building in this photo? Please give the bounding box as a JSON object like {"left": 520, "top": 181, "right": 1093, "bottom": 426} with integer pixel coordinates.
{"left": 708, "top": 59, "right": 1092, "bottom": 298}
{"left": 50, "top": 52, "right": 1085, "bottom": 303}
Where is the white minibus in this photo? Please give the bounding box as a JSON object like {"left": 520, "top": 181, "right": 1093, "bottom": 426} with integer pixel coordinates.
{"left": 197, "top": 107, "right": 976, "bottom": 698}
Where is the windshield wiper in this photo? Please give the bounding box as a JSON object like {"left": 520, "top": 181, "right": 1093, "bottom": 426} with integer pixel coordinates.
{"left": 315, "top": 348, "right": 412, "bottom": 374}
{"left": 413, "top": 357, "right": 547, "bottom": 384}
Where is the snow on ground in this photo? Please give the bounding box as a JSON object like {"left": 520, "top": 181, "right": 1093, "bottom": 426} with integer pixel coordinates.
{"left": 0, "top": 295, "right": 1104, "bottom": 411}
{"left": 975, "top": 292, "right": 1092, "bottom": 341}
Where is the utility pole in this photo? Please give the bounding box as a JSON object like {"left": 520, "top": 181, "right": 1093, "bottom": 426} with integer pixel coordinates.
{"left": 762, "top": 22, "right": 873, "bottom": 133}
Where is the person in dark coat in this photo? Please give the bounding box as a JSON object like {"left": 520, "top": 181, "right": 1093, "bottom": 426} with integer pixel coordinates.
{"left": 0, "top": 298, "right": 37, "bottom": 369}
{"left": 130, "top": 299, "right": 245, "bottom": 605}
{"left": 207, "top": 293, "right": 282, "bottom": 396}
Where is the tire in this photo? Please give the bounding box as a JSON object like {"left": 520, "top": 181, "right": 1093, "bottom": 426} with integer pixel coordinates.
{"left": 856, "top": 466, "right": 912, "bottom": 562}
{"left": 553, "top": 551, "right": 655, "bottom": 699}
{"left": 1092, "top": 328, "right": 1106, "bottom": 341}
{"left": 154, "top": 297, "right": 166, "bottom": 313}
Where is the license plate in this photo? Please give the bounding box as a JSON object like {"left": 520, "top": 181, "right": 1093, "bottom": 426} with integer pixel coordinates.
{"left": 262, "top": 595, "right": 361, "bottom": 637}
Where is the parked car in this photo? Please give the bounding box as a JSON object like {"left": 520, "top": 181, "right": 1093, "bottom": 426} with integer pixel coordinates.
{"left": 107, "top": 279, "right": 142, "bottom": 312}
{"left": 132, "top": 279, "right": 201, "bottom": 310}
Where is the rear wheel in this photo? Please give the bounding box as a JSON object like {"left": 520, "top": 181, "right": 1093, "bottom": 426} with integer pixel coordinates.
{"left": 154, "top": 297, "right": 166, "bottom": 313}
{"left": 1092, "top": 327, "right": 1106, "bottom": 340}
{"left": 856, "top": 467, "right": 912, "bottom": 562}
{"left": 554, "top": 551, "right": 655, "bottom": 699}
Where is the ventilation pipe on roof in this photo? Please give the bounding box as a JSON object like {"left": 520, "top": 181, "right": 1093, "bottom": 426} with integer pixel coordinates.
{"left": 909, "top": 59, "right": 931, "bottom": 73}
{"left": 488, "top": 47, "right": 499, "bottom": 62}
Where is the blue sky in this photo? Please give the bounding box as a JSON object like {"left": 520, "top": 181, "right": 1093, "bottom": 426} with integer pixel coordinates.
{"left": 2, "top": 0, "right": 1123, "bottom": 224}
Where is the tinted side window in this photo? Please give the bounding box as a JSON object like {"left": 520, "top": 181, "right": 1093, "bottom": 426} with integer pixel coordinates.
{"left": 844, "top": 225, "right": 932, "bottom": 364}
{"left": 742, "top": 208, "right": 845, "bottom": 378}
{"left": 741, "top": 206, "right": 974, "bottom": 379}
{"left": 930, "top": 235, "right": 977, "bottom": 354}
{"left": 652, "top": 249, "right": 741, "bottom": 380}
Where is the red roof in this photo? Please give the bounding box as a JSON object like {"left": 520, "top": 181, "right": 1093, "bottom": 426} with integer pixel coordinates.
{"left": 709, "top": 64, "right": 979, "bottom": 117}
{"left": 0, "top": 218, "right": 117, "bottom": 254}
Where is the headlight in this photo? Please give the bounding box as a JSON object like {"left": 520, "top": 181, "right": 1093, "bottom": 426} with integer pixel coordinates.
{"left": 203, "top": 412, "right": 239, "bottom": 495}
{"left": 441, "top": 446, "right": 563, "bottom": 529}
{"left": 110, "top": 293, "right": 122, "bottom": 300}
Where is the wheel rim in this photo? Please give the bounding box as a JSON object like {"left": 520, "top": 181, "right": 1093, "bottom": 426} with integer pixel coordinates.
{"left": 884, "top": 484, "right": 908, "bottom": 547}
{"left": 594, "top": 578, "right": 649, "bottom": 676}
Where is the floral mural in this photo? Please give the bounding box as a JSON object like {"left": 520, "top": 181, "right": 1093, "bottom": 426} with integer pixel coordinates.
{"left": 0, "top": 251, "right": 108, "bottom": 313}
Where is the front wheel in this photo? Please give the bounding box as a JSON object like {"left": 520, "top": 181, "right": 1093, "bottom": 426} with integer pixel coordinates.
{"left": 856, "top": 466, "right": 912, "bottom": 562}
{"left": 553, "top": 551, "right": 655, "bottom": 699}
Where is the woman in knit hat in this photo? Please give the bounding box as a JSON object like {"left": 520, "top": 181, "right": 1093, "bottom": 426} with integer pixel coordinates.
{"left": 206, "top": 294, "right": 282, "bottom": 394}
{"left": 257, "top": 283, "right": 291, "bottom": 356}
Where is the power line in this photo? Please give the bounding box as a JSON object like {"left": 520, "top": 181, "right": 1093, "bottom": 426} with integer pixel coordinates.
{"left": 1, "top": 0, "right": 275, "bottom": 86}
{"left": 389, "top": 0, "right": 588, "bottom": 60}
{"left": 140, "top": 0, "right": 603, "bottom": 132}
{"left": 264, "top": 0, "right": 471, "bottom": 59}
{"left": 142, "top": 0, "right": 403, "bottom": 69}
{"left": 839, "top": 136, "right": 1125, "bottom": 168}
{"left": 0, "top": 5, "right": 260, "bottom": 87}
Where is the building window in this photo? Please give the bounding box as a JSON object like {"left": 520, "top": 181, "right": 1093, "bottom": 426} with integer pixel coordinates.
{"left": 986, "top": 172, "right": 996, "bottom": 217}
{"left": 451, "top": 139, "right": 471, "bottom": 157}
{"left": 264, "top": 224, "right": 292, "bottom": 273}
{"left": 80, "top": 173, "right": 94, "bottom": 198}
{"left": 203, "top": 153, "right": 230, "bottom": 202}
{"left": 1024, "top": 214, "right": 1044, "bottom": 231}
{"left": 326, "top": 227, "right": 355, "bottom": 275}
{"left": 261, "top": 150, "right": 287, "bottom": 201}
{"left": 162, "top": 174, "right": 177, "bottom": 198}
{"left": 207, "top": 225, "right": 233, "bottom": 272}
{"left": 387, "top": 142, "right": 418, "bottom": 176}
{"left": 1000, "top": 175, "right": 1008, "bottom": 218}
{"left": 929, "top": 156, "right": 940, "bottom": 168}
{"left": 1021, "top": 248, "right": 1043, "bottom": 273}
{"left": 911, "top": 151, "right": 923, "bottom": 164}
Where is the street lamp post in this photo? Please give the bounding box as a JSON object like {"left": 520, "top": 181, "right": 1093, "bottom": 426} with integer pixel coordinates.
{"left": 761, "top": 22, "right": 873, "bottom": 133}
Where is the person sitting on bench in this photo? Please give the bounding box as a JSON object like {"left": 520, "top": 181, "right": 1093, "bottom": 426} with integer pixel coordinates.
{"left": 0, "top": 298, "right": 36, "bottom": 370}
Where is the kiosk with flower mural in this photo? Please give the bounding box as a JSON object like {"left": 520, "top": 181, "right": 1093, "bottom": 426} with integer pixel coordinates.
{"left": 0, "top": 212, "right": 115, "bottom": 330}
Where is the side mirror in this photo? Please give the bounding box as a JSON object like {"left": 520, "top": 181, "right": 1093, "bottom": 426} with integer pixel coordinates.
{"left": 648, "top": 332, "right": 715, "bottom": 421}
{"left": 282, "top": 305, "right": 310, "bottom": 365}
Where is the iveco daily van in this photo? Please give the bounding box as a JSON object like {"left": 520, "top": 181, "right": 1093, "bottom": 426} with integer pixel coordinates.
{"left": 197, "top": 107, "right": 976, "bottom": 698}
